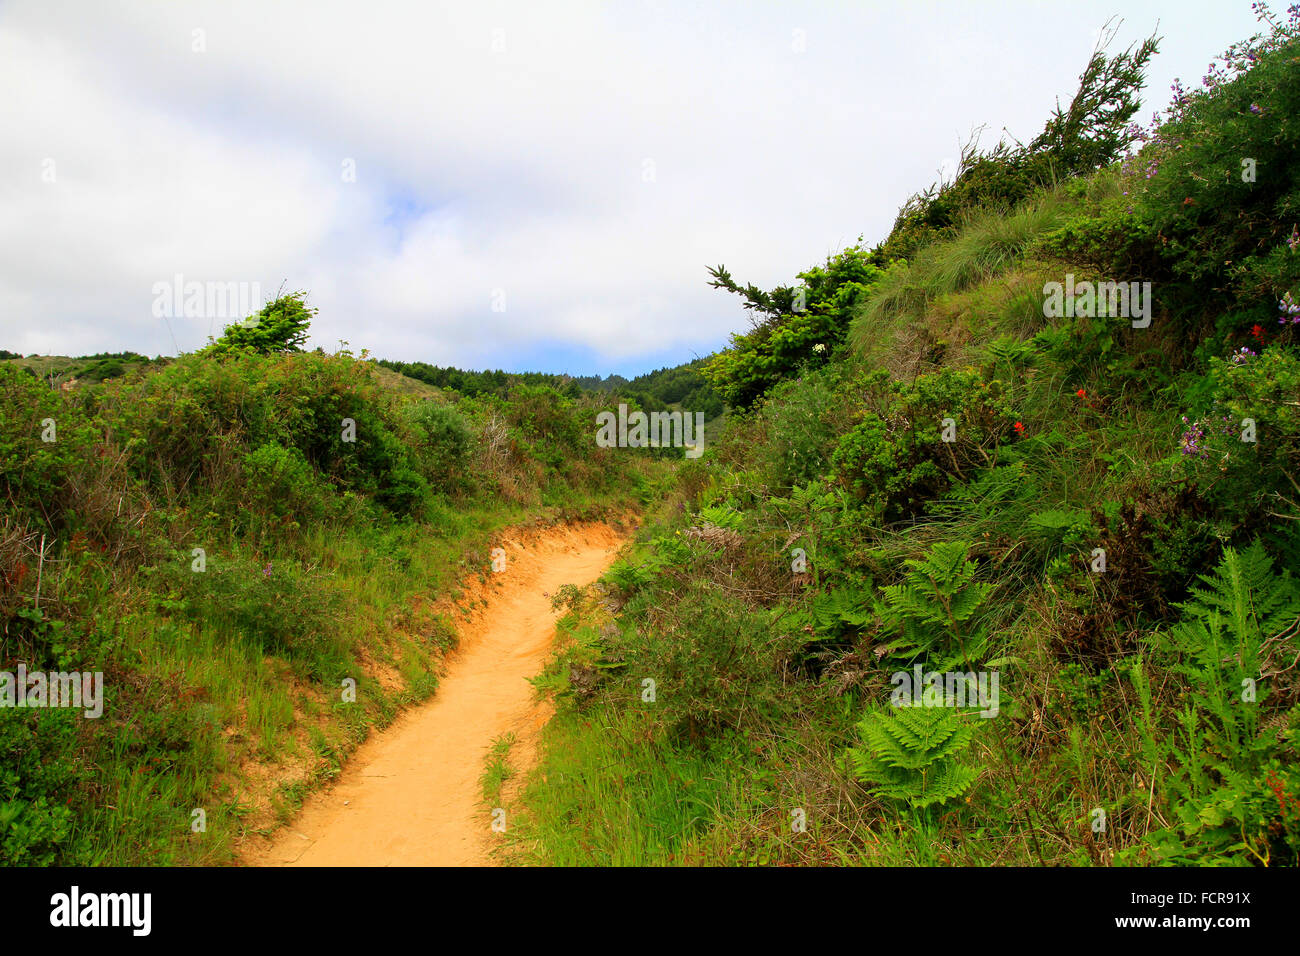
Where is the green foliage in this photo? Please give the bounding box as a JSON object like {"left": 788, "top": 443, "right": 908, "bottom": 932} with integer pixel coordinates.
{"left": 605, "top": 584, "right": 792, "bottom": 742}
{"left": 831, "top": 368, "right": 1015, "bottom": 520}
{"left": 406, "top": 401, "right": 473, "bottom": 494}
{"left": 756, "top": 362, "right": 849, "bottom": 490}
{"left": 1041, "top": 21, "right": 1300, "bottom": 352}
{"left": 704, "top": 244, "right": 885, "bottom": 407}
{"left": 242, "top": 442, "right": 332, "bottom": 526}
{"left": 1160, "top": 542, "right": 1298, "bottom": 748}
{"left": 0, "top": 710, "right": 87, "bottom": 865}
{"left": 876, "top": 540, "right": 993, "bottom": 667}
{"left": 1139, "top": 542, "right": 1300, "bottom": 863}
{"left": 376, "top": 359, "right": 580, "bottom": 398}
{"left": 154, "top": 554, "right": 345, "bottom": 672}
{"left": 844, "top": 703, "right": 980, "bottom": 809}
{"left": 206, "top": 294, "right": 315, "bottom": 355}
{"left": 0, "top": 364, "right": 83, "bottom": 526}
{"left": 878, "top": 26, "right": 1158, "bottom": 262}
{"left": 615, "top": 359, "right": 725, "bottom": 420}
{"left": 1175, "top": 349, "right": 1300, "bottom": 536}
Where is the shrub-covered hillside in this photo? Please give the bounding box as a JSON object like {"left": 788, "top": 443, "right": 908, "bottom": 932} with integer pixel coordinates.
{"left": 0, "top": 300, "right": 663, "bottom": 865}
{"left": 509, "top": 8, "right": 1300, "bottom": 866}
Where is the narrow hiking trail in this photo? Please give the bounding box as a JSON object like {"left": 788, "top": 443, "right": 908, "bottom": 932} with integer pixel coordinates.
{"left": 242, "top": 521, "right": 627, "bottom": 867}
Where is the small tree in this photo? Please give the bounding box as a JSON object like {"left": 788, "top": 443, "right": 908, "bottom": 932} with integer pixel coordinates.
{"left": 206, "top": 293, "right": 315, "bottom": 355}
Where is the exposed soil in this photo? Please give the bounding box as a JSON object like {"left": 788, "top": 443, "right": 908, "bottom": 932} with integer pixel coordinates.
{"left": 240, "top": 521, "right": 626, "bottom": 866}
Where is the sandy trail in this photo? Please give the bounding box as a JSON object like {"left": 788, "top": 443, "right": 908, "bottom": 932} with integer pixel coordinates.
{"left": 242, "top": 521, "right": 625, "bottom": 867}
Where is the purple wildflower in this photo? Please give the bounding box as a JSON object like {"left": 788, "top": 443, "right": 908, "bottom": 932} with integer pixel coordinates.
{"left": 1180, "top": 419, "right": 1210, "bottom": 458}
{"left": 1280, "top": 291, "right": 1300, "bottom": 324}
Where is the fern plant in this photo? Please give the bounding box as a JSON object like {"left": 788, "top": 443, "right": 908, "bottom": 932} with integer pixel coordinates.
{"left": 876, "top": 539, "right": 992, "bottom": 668}
{"left": 697, "top": 504, "right": 745, "bottom": 530}
{"left": 844, "top": 704, "right": 980, "bottom": 809}
{"left": 981, "top": 334, "right": 1039, "bottom": 373}
{"left": 1141, "top": 541, "right": 1300, "bottom": 863}
{"left": 811, "top": 585, "right": 875, "bottom": 633}
{"left": 1158, "top": 540, "right": 1300, "bottom": 753}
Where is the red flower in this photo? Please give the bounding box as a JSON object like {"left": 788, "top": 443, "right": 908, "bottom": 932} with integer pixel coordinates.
{"left": 1251, "top": 324, "right": 1265, "bottom": 339}
{"left": 1013, "top": 421, "right": 1025, "bottom": 434}
{"left": 1076, "top": 388, "right": 1087, "bottom": 398}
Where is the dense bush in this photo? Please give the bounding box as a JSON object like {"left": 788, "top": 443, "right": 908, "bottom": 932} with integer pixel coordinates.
{"left": 703, "top": 244, "right": 885, "bottom": 408}
{"left": 831, "top": 368, "right": 1015, "bottom": 520}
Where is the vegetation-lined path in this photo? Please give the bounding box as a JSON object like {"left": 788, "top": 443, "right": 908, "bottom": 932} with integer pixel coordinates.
{"left": 243, "top": 522, "right": 626, "bottom": 866}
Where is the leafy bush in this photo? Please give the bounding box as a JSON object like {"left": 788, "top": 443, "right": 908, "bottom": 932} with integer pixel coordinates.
{"left": 831, "top": 368, "right": 1015, "bottom": 519}
{"left": 1175, "top": 348, "right": 1300, "bottom": 537}
{"left": 606, "top": 584, "right": 791, "bottom": 742}
{"left": 158, "top": 554, "right": 345, "bottom": 672}
{"left": 204, "top": 293, "right": 315, "bottom": 355}
{"left": 1041, "top": 18, "right": 1300, "bottom": 350}
{"left": 704, "top": 244, "right": 884, "bottom": 407}
{"left": 242, "top": 442, "right": 332, "bottom": 525}
{"left": 0, "top": 711, "right": 87, "bottom": 865}
{"left": 407, "top": 401, "right": 473, "bottom": 494}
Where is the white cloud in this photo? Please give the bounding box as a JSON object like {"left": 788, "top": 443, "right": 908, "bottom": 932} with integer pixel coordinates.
{"left": 0, "top": 0, "right": 1262, "bottom": 371}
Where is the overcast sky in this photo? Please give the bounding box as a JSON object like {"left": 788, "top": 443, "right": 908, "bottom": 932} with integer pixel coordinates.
{"left": 0, "top": 0, "right": 1265, "bottom": 376}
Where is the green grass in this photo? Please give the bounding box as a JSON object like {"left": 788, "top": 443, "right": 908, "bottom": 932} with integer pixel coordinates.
{"left": 480, "top": 732, "right": 517, "bottom": 806}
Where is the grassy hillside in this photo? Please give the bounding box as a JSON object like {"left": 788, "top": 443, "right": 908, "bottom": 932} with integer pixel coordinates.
{"left": 503, "top": 11, "right": 1300, "bottom": 866}
{"left": 0, "top": 342, "right": 663, "bottom": 864}
{"left": 2, "top": 352, "right": 164, "bottom": 388}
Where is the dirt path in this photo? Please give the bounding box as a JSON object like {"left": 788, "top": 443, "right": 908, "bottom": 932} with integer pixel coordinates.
{"left": 242, "top": 521, "right": 626, "bottom": 867}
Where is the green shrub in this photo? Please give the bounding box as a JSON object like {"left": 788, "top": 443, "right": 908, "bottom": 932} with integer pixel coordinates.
{"left": 407, "top": 401, "right": 472, "bottom": 494}
{"left": 158, "top": 554, "right": 345, "bottom": 673}
{"left": 242, "top": 442, "right": 332, "bottom": 524}
{"left": 0, "top": 710, "right": 87, "bottom": 865}
{"left": 831, "top": 368, "right": 1015, "bottom": 520}
{"left": 1174, "top": 348, "right": 1300, "bottom": 537}
{"left": 606, "top": 584, "right": 791, "bottom": 742}
{"left": 704, "top": 244, "right": 884, "bottom": 408}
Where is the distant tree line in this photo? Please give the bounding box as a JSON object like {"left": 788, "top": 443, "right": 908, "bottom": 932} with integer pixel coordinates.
{"left": 377, "top": 356, "right": 725, "bottom": 418}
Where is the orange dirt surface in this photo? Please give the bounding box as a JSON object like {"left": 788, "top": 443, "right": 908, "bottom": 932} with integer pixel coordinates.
{"left": 240, "top": 520, "right": 627, "bottom": 867}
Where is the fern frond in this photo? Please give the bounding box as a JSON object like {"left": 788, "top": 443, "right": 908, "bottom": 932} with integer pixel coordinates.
{"left": 846, "top": 704, "right": 980, "bottom": 809}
